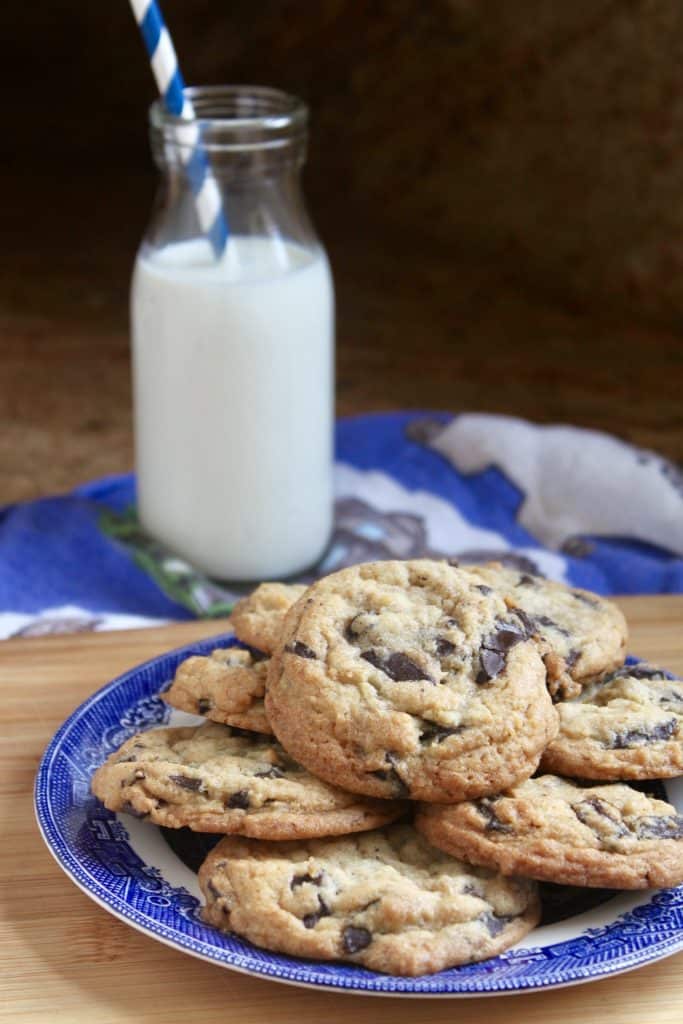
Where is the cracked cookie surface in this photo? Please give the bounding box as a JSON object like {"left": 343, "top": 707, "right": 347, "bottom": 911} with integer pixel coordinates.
{"left": 91, "top": 722, "right": 404, "bottom": 839}
{"left": 462, "top": 564, "right": 628, "bottom": 700}
{"left": 198, "top": 823, "right": 540, "bottom": 976}
{"left": 163, "top": 646, "right": 273, "bottom": 734}
{"left": 265, "top": 560, "right": 557, "bottom": 802}
{"left": 540, "top": 663, "right": 683, "bottom": 780}
{"left": 230, "top": 583, "right": 306, "bottom": 654}
{"left": 416, "top": 774, "right": 683, "bottom": 888}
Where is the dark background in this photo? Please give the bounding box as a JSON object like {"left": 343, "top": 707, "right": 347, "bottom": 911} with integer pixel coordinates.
{"left": 2, "top": 1, "right": 682, "bottom": 502}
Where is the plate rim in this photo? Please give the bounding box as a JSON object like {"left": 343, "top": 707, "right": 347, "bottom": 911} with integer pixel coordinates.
{"left": 34, "top": 633, "right": 683, "bottom": 997}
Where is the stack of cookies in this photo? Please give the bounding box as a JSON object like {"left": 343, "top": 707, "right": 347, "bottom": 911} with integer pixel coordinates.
{"left": 91, "top": 560, "right": 683, "bottom": 976}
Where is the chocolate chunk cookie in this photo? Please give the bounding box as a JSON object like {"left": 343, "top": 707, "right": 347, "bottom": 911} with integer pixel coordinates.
{"left": 163, "top": 646, "right": 273, "bottom": 735}
{"left": 416, "top": 774, "right": 683, "bottom": 889}
{"left": 198, "top": 824, "right": 540, "bottom": 976}
{"left": 230, "top": 583, "right": 306, "bottom": 655}
{"left": 540, "top": 663, "right": 683, "bottom": 780}
{"left": 463, "top": 564, "right": 628, "bottom": 700}
{"left": 91, "top": 722, "right": 405, "bottom": 839}
{"left": 265, "top": 560, "right": 558, "bottom": 803}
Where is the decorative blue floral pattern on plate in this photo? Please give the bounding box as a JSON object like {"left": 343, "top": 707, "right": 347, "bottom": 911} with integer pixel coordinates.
{"left": 34, "top": 637, "right": 683, "bottom": 996}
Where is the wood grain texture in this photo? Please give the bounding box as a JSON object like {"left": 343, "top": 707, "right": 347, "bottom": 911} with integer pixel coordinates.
{"left": 1, "top": 596, "right": 682, "bottom": 1023}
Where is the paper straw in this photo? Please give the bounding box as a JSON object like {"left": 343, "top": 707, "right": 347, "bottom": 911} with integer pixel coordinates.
{"left": 129, "top": 0, "right": 228, "bottom": 253}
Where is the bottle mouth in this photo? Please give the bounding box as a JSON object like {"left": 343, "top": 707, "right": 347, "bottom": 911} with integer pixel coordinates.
{"left": 150, "top": 85, "right": 308, "bottom": 153}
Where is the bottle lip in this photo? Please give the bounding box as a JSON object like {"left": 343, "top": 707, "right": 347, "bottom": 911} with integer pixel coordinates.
{"left": 150, "top": 85, "right": 308, "bottom": 152}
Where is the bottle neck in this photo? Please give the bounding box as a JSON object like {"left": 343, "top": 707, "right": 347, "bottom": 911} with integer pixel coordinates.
{"left": 150, "top": 85, "right": 308, "bottom": 179}
{"left": 145, "top": 85, "right": 317, "bottom": 252}
{"left": 155, "top": 146, "right": 306, "bottom": 188}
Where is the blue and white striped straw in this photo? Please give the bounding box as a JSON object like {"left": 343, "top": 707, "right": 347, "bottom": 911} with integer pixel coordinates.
{"left": 129, "top": 0, "right": 228, "bottom": 254}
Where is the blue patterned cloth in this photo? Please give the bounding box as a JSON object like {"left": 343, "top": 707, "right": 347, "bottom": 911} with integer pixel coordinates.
{"left": 1, "top": 412, "right": 681, "bottom": 638}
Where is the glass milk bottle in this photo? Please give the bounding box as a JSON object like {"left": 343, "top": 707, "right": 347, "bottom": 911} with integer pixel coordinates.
{"left": 131, "top": 86, "right": 334, "bottom": 580}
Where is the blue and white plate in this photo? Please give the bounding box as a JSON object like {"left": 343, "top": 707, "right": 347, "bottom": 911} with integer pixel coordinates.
{"left": 34, "top": 636, "right": 683, "bottom": 996}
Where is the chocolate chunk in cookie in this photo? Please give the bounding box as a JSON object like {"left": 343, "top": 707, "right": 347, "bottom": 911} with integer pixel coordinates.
{"left": 462, "top": 563, "right": 627, "bottom": 701}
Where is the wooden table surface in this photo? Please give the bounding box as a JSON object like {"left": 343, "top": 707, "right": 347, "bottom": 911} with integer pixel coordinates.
{"left": 2, "top": 595, "right": 682, "bottom": 1024}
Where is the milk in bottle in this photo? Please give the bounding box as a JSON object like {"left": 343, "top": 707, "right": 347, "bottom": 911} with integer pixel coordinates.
{"left": 132, "top": 235, "right": 333, "bottom": 579}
